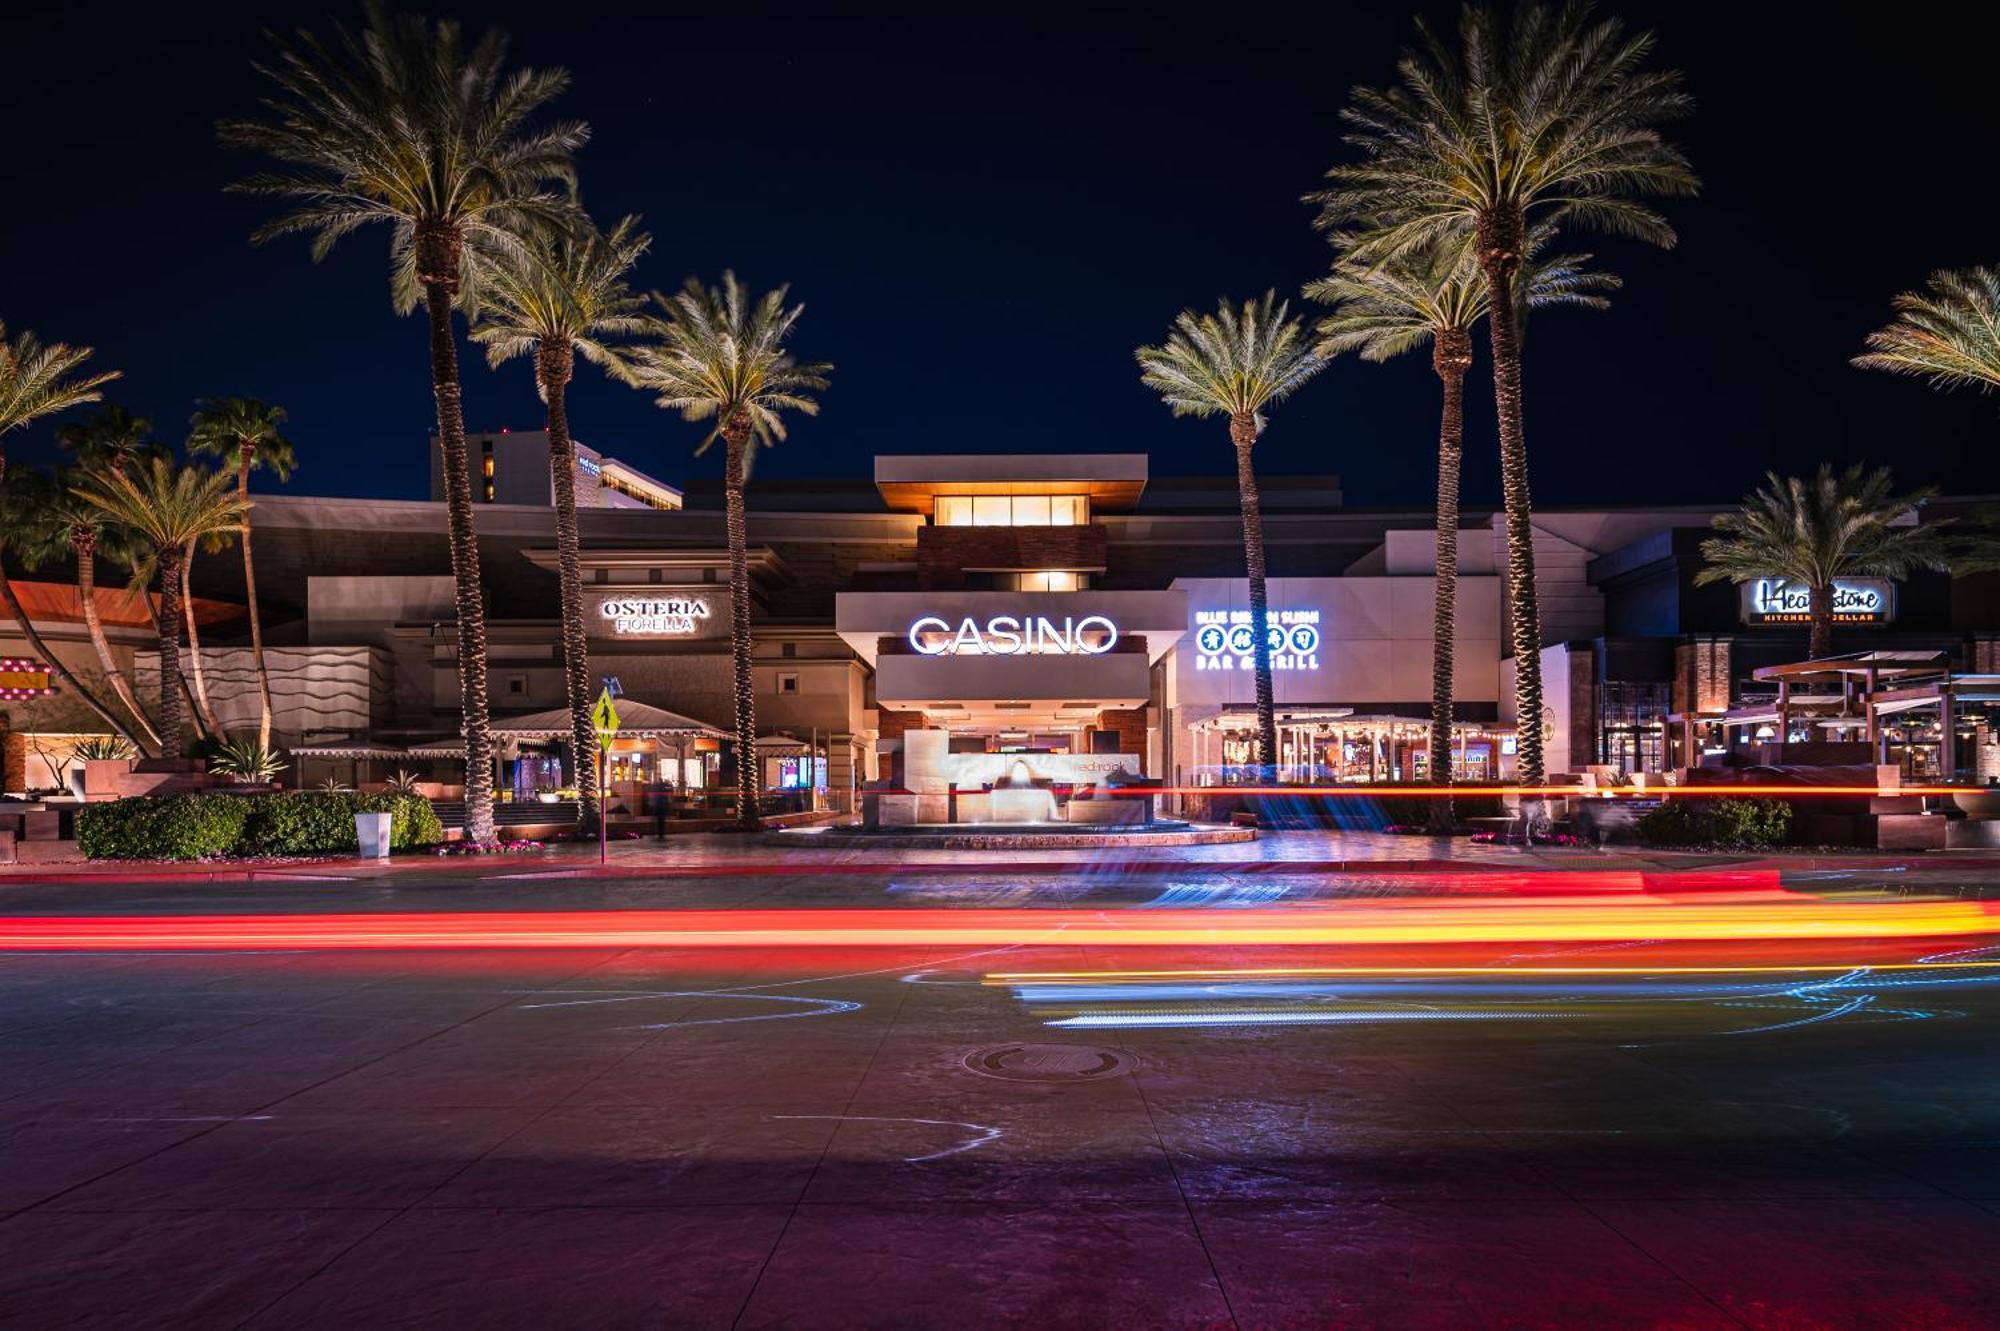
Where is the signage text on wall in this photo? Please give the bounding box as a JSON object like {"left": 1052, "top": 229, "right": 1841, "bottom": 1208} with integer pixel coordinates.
{"left": 600, "top": 596, "right": 712, "bottom": 637}
{"left": 906, "top": 614, "right": 1119, "bottom": 656}
{"left": 1740, "top": 578, "right": 1892, "bottom": 627}
{"left": 1192, "top": 609, "right": 1321, "bottom": 671}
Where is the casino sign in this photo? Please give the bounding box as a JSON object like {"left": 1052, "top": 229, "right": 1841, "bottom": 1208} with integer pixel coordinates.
{"left": 0, "top": 657, "right": 57, "bottom": 701}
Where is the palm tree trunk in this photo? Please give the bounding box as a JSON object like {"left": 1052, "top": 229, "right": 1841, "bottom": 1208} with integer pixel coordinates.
{"left": 0, "top": 563, "right": 141, "bottom": 748}
{"left": 723, "top": 421, "right": 760, "bottom": 831}
{"left": 155, "top": 546, "right": 186, "bottom": 758}
{"left": 1808, "top": 583, "right": 1833, "bottom": 660}
{"left": 418, "top": 228, "right": 497, "bottom": 844}
{"left": 71, "top": 529, "right": 160, "bottom": 755}
{"left": 1229, "top": 414, "right": 1278, "bottom": 781}
{"left": 1428, "top": 332, "right": 1472, "bottom": 833}
{"left": 238, "top": 446, "right": 274, "bottom": 752}
{"left": 1479, "top": 209, "right": 1546, "bottom": 792}
{"left": 539, "top": 345, "right": 598, "bottom": 833}
{"left": 181, "top": 543, "right": 225, "bottom": 739}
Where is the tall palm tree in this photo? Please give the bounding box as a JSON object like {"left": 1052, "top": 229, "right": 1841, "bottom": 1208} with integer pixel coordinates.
{"left": 1313, "top": 3, "right": 1696, "bottom": 785}
{"left": 470, "top": 216, "right": 650, "bottom": 830}
{"left": 0, "top": 321, "right": 119, "bottom": 484}
{"left": 1309, "top": 232, "right": 1616, "bottom": 822}
{"left": 188, "top": 397, "right": 297, "bottom": 752}
{"left": 71, "top": 459, "right": 249, "bottom": 758}
{"left": 1696, "top": 465, "right": 1950, "bottom": 660}
{"left": 626, "top": 274, "right": 831, "bottom": 830}
{"left": 221, "top": 4, "right": 587, "bottom": 843}
{"left": 0, "top": 470, "right": 140, "bottom": 748}
{"left": 179, "top": 524, "right": 238, "bottom": 743}
{"left": 0, "top": 324, "right": 124, "bottom": 740}
{"left": 1136, "top": 293, "right": 1324, "bottom": 779}
{"left": 36, "top": 471, "right": 162, "bottom": 754}
{"left": 50, "top": 409, "right": 174, "bottom": 753}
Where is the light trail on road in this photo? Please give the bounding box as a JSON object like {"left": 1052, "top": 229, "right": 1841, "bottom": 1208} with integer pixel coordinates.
{"left": 6, "top": 896, "right": 2000, "bottom": 952}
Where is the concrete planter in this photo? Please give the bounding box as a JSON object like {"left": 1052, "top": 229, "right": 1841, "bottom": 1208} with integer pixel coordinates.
{"left": 82, "top": 759, "right": 137, "bottom": 802}
{"left": 353, "top": 811, "right": 393, "bottom": 859}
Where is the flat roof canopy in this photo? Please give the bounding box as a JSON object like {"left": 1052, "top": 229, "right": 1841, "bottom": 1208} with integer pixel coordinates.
{"left": 873, "top": 454, "right": 1147, "bottom": 513}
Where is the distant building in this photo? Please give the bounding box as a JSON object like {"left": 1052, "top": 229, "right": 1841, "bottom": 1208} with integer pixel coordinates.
{"left": 429, "top": 430, "right": 682, "bottom": 511}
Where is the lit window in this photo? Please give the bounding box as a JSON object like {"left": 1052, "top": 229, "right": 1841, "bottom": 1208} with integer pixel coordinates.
{"left": 1015, "top": 571, "right": 1084, "bottom": 591}
{"left": 1051, "top": 495, "right": 1087, "bottom": 525}
{"left": 1012, "top": 495, "right": 1052, "bottom": 526}
{"left": 972, "top": 496, "right": 1011, "bottom": 526}
{"left": 934, "top": 496, "right": 973, "bottom": 526}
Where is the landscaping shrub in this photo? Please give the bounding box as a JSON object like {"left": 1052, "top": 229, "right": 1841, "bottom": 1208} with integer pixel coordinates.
{"left": 1636, "top": 797, "right": 1792, "bottom": 849}
{"left": 76, "top": 793, "right": 252, "bottom": 861}
{"left": 78, "top": 791, "right": 444, "bottom": 859}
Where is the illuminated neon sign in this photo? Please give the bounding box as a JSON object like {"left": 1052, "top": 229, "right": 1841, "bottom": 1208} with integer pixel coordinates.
{"left": 906, "top": 614, "right": 1118, "bottom": 656}
{"left": 0, "top": 657, "right": 56, "bottom": 701}
{"left": 1741, "top": 578, "right": 1892, "bottom": 627}
{"left": 600, "top": 596, "right": 711, "bottom": 636}
{"left": 1192, "top": 610, "right": 1320, "bottom": 671}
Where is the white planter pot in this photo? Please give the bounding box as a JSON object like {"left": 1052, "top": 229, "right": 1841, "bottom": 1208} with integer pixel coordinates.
{"left": 353, "top": 811, "right": 393, "bottom": 859}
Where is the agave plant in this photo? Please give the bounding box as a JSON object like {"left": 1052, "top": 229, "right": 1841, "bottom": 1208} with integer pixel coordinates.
{"left": 316, "top": 776, "right": 353, "bottom": 794}
{"left": 211, "top": 736, "right": 285, "bottom": 784}
{"left": 383, "top": 769, "right": 425, "bottom": 797}
{"left": 72, "top": 735, "right": 137, "bottom": 762}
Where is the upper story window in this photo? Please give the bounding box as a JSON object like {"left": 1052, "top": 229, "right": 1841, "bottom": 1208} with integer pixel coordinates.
{"left": 933, "top": 494, "right": 1089, "bottom": 527}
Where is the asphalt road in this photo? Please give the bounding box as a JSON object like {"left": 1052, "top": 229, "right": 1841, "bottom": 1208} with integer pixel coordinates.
{"left": 4, "top": 863, "right": 1999, "bottom": 1328}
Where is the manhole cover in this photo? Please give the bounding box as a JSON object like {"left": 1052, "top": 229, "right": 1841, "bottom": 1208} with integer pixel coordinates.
{"left": 961, "top": 1043, "right": 1136, "bottom": 1083}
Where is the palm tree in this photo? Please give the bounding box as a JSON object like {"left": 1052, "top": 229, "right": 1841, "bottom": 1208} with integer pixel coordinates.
{"left": 0, "top": 324, "right": 125, "bottom": 741}
{"left": 1136, "top": 293, "right": 1324, "bottom": 779}
{"left": 179, "top": 524, "right": 237, "bottom": 743}
{"left": 470, "top": 216, "right": 650, "bottom": 830}
{"left": 1696, "top": 465, "right": 1951, "bottom": 660}
{"left": 71, "top": 459, "right": 249, "bottom": 757}
{"left": 0, "top": 321, "right": 119, "bottom": 484}
{"left": 1854, "top": 267, "right": 2000, "bottom": 392}
{"left": 221, "top": 4, "right": 587, "bottom": 844}
{"left": 1309, "top": 232, "right": 1616, "bottom": 823}
{"left": 626, "top": 274, "right": 831, "bottom": 830}
{"left": 0, "top": 470, "right": 141, "bottom": 748}
{"left": 35, "top": 471, "right": 162, "bottom": 754}
{"left": 188, "top": 398, "right": 297, "bottom": 752}
{"left": 1312, "top": 3, "right": 1696, "bottom": 785}
{"left": 52, "top": 407, "right": 171, "bottom": 752}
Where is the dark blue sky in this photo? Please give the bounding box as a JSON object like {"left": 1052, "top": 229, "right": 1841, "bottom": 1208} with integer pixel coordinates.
{"left": 5, "top": 3, "right": 1998, "bottom": 507}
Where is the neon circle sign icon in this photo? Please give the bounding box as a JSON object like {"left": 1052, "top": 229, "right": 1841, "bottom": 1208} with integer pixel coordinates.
{"left": 1193, "top": 609, "right": 1321, "bottom": 671}
{"left": 907, "top": 614, "right": 1119, "bottom": 656}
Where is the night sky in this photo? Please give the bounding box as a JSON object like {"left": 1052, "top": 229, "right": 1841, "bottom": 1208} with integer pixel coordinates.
{"left": 5, "top": 3, "right": 1998, "bottom": 509}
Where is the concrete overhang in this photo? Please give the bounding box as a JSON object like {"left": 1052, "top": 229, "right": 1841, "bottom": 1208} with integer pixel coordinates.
{"left": 873, "top": 454, "right": 1148, "bottom": 513}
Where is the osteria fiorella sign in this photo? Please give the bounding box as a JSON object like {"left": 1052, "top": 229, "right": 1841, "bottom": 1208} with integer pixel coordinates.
{"left": 599, "top": 594, "right": 715, "bottom": 637}
{"left": 905, "top": 613, "right": 1119, "bottom": 655}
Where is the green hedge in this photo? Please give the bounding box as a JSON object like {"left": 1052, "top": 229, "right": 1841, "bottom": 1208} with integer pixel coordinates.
{"left": 76, "top": 793, "right": 252, "bottom": 861}
{"left": 78, "top": 791, "right": 444, "bottom": 860}
{"left": 1636, "top": 797, "right": 1793, "bottom": 849}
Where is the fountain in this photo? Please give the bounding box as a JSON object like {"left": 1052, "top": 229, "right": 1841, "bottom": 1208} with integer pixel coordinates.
{"left": 985, "top": 758, "right": 1060, "bottom": 824}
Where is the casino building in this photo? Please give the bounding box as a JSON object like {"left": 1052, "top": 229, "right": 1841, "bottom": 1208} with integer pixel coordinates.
{"left": 4, "top": 448, "right": 1996, "bottom": 803}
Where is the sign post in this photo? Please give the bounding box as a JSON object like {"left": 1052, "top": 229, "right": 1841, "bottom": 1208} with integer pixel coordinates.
{"left": 591, "top": 688, "right": 621, "bottom": 865}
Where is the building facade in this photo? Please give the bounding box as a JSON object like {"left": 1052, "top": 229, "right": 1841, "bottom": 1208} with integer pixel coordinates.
{"left": 6, "top": 449, "right": 1997, "bottom": 800}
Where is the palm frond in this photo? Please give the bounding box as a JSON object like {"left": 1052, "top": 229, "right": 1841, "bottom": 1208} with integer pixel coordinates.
{"left": 1854, "top": 266, "right": 2000, "bottom": 395}
{"left": 1694, "top": 463, "right": 1952, "bottom": 590}
{"left": 0, "top": 322, "right": 119, "bottom": 440}
{"left": 1135, "top": 292, "right": 1324, "bottom": 429}
{"left": 624, "top": 272, "right": 832, "bottom": 471}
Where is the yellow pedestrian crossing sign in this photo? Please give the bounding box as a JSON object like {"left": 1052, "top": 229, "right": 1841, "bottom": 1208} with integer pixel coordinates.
{"left": 592, "top": 689, "right": 621, "bottom": 743}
